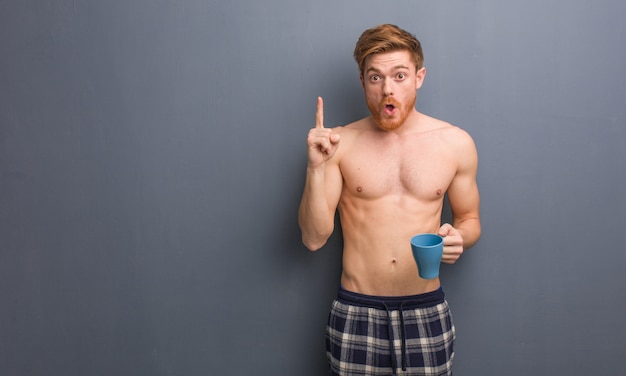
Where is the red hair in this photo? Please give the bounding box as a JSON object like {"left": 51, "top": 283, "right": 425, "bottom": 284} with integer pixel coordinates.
{"left": 353, "top": 24, "right": 424, "bottom": 74}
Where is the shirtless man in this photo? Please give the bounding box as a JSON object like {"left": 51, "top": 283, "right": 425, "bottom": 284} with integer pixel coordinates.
{"left": 298, "top": 25, "right": 480, "bottom": 375}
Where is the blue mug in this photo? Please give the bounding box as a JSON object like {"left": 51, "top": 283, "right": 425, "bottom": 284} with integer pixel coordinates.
{"left": 410, "top": 234, "right": 444, "bottom": 279}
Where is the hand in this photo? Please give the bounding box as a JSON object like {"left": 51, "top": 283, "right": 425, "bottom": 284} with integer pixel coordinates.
{"left": 306, "top": 97, "right": 340, "bottom": 169}
{"left": 438, "top": 223, "right": 464, "bottom": 264}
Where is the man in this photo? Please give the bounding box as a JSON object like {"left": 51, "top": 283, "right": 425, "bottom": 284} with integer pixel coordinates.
{"left": 298, "top": 24, "right": 480, "bottom": 375}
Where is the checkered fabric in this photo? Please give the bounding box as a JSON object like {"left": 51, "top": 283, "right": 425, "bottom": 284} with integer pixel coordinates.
{"left": 326, "top": 287, "right": 455, "bottom": 375}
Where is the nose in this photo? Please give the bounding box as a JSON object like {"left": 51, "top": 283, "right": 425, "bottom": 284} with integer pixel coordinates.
{"left": 383, "top": 80, "right": 393, "bottom": 97}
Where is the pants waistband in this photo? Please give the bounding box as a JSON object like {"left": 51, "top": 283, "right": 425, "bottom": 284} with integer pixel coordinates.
{"left": 337, "top": 286, "right": 445, "bottom": 311}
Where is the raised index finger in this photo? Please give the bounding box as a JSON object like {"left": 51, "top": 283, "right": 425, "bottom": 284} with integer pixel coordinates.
{"left": 315, "top": 96, "right": 324, "bottom": 129}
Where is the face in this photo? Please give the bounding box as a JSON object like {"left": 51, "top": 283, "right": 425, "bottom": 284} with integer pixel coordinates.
{"left": 360, "top": 50, "right": 425, "bottom": 131}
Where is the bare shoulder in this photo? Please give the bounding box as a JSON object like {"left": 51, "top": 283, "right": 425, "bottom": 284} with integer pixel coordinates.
{"left": 425, "top": 115, "right": 476, "bottom": 151}
{"left": 331, "top": 116, "right": 371, "bottom": 143}
{"left": 417, "top": 115, "right": 478, "bottom": 172}
{"left": 323, "top": 117, "right": 369, "bottom": 164}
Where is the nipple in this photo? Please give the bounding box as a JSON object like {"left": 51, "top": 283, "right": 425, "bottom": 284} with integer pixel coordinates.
{"left": 436, "top": 189, "right": 442, "bottom": 196}
{"left": 357, "top": 186, "right": 363, "bottom": 193}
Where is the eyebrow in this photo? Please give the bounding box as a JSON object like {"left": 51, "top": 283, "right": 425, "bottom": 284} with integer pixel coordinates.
{"left": 366, "top": 65, "right": 411, "bottom": 74}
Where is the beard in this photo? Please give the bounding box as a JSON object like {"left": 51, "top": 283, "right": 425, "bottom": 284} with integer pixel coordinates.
{"left": 367, "top": 95, "right": 416, "bottom": 131}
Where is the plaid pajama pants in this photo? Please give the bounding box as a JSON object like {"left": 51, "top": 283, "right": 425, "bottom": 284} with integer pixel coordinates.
{"left": 326, "top": 287, "right": 455, "bottom": 375}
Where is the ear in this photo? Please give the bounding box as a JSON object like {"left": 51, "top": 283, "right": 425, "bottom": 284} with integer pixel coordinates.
{"left": 415, "top": 67, "right": 426, "bottom": 90}
{"left": 360, "top": 73, "right": 365, "bottom": 90}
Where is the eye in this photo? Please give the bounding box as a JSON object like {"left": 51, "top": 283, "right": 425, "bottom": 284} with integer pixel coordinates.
{"left": 370, "top": 75, "right": 381, "bottom": 82}
{"left": 397, "top": 73, "right": 406, "bottom": 80}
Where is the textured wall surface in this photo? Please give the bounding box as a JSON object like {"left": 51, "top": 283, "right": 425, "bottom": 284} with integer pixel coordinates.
{"left": 1, "top": 1, "right": 625, "bottom": 375}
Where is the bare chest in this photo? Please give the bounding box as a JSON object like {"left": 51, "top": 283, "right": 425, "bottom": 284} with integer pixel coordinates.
{"left": 339, "top": 137, "right": 456, "bottom": 200}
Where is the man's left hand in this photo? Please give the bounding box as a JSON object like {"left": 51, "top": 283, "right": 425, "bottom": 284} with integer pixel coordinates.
{"left": 438, "top": 223, "right": 464, "bottom": 264}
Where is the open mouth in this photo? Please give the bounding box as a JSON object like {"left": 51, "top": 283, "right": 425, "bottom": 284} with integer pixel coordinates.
{"left": 383, "top": 103, "right": 397, "bottom": 115}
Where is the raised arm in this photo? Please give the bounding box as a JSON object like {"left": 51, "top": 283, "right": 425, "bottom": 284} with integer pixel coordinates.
{"left": 298, "top": 97, "right": 343, "bottom": 251}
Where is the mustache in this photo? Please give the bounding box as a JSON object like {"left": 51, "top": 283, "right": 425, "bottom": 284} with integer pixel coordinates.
{"left": 379, "top": 98, "right": 401, "bottom": 108}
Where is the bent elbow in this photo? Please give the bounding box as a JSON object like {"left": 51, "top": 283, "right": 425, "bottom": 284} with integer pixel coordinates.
{"left": 301, "top": 228, "right": 333, "bottom": 251}
{"left": 302, "top": 237, "right": 326, "bottom": 252}
{"left": 299, "top": 220, "right": 334, "bottom": 251}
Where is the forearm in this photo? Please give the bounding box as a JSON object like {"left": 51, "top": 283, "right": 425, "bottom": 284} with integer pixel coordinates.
{"left": 453, "top": 217, "right": 481, "bottom": 249}
{"left": 298, "top": 167, "right": 335, "bottom": 251}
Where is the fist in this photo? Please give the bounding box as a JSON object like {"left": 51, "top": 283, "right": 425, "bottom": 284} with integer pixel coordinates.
{"left": 438, "top": 223, "right": 464, "bottom": 264}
